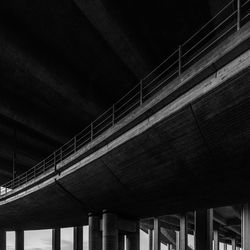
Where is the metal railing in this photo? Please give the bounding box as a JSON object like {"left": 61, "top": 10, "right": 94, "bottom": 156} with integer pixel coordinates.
{"left": 0, "top": 0, "right": 249, "bottom": 196}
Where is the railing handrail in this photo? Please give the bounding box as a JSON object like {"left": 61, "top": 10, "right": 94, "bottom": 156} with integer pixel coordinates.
{"left": 0, "top": 0, "right": 249, "bottom": 195}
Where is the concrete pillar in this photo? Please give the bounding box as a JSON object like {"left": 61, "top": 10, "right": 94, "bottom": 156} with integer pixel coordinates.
{"left": 214, "top": 230, "right": 219, "bottom": 250}
{"left": 89, "top": 214, "right": 102, "bottom": 250}
{"left": 231, "top": 239, "right": 236, "bottom": 250}
{"left": 242, "top": 203, "right": 250, "bottom": 250}
{"left": 154, "top": 218, "right": 160, "bottom": 250}
{"left": 176, "top": 231, "right": 180, "bottom": 250}
{"left": 179, "top": 215, "right": 187, "bottom": 250}
{"left": 52, "top": 228, "right": 61, "bottom": 250}
{"left": 15, "top": 230, "right": 24, "bottom": 250}
{"left": 126, "top": 223, "right": 139, "bottom": 250}
{"left": 73, "top": 227, "right": 83, "bottom": 250}
{"left": 148, "top": 229, "right": 153, "bottom": 250}
{"left": 224, "top": 243, "right": 227, "bottom": 250}
{"left": 118, "top": 234, "right": 125, "bottom": 250}
{"left": 102, "top": 211, "right": 118, "bottom": 250}
{"left": 0, "top": 230, "right": 6, "bottom": 250}
{"left": 195, "top": 209, "right": 213, "bottom": 250}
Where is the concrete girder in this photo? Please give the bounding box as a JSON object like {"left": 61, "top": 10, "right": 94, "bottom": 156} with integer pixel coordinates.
{"left": 0, "top": 30, "right": 102, "bottom": 143}
{"left": 72, "top": 0, "right": 151, "bottom": 79}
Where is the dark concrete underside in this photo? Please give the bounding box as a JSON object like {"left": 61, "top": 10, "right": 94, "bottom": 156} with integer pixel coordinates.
{"left": 0, "top": 0, "right": 216, "bottom": 183}
{"left": 0, "top": 36, "right": 249, "bottom": 229}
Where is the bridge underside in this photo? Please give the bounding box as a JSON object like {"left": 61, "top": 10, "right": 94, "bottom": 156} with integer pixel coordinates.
{"left": 0, "top": 48, "right": 249, "bottom": 230}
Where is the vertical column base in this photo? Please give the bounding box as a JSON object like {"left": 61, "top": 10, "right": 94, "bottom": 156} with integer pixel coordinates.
{"left": 102, "top": 211, "right": 118, "bottom": 250}
{"left": 154, "top": 218, "right": 160, "bottom": 250}
{"left": 74, "top": 227, "right": 83, "bottom": 250}
{"left": 0, "top": 230, "right": 6, "bottom": 250}
{"left": 148, "top": 229, "right": 153, "bottom": 250}
{"left": 195, "top": 209, "right": 213, "bottom": 250}
{"left": 89, "top": 213, "right": 102, "bottom": 250}
{"left": 52, "top": 228, "right": 61, "bottom": 250}
{"left": 118, "top": 234, "right": 125, "bottom": 250}
{"left": 16, "top": 230, "right": 24, "bottom": 250}
{"left": 126, "top": 222, "right": 139, "bottom": 250}
{"left": 242, "top": 203, "right": 250, "bottom": 250}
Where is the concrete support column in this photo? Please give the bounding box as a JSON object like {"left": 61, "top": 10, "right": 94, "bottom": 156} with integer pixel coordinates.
{"left": 118, "top": 234, "right": 125, "bottom": 250}
{"left": 153, "top": 218, "right": 160, "bottom": 250}
{"left": 52, "top": 228, "right": 61, "bottom": 250}
{"left": 231, "top": 239, "right": 236, "bottom": 250}
{"left": 126, "top": 222, "right": 139, "bottom": 250}
{"left": 224, "top": 243, "right": 227, "bottom": 250}
{"left": 195, "top": 209, "right": 213, "bottom": 250}
{"left": 73, "top": 227, "right": 83, "bottom": 250}
{"left": 102, "top": 211, "right": 118, "bottom": 250}
{"left": 176, "top": 231, "right": 180, "bottom": 250}
{"left": 214, "top": 230, "right": 219, "bottom": 250}
{"left": 148, "top": 229, "right": 153, "bottom": 250}
{"left": 89, "top": 214, "right": 102, "bottom": 250}
{"left": 16, "top": 230, "right": 24, "bottom": 250}
{"left": 242, "top": 203, "right": 250, "bottom": 250}
{"left": 0, "top": 230, "right": 6, "bottom": 250}
{"left": 179, "top": 215, "right": 187, "bottom": 250}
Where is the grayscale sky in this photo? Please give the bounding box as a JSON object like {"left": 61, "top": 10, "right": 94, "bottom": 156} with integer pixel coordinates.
{"left": 6, "top": 228, "right": 229, "bottom": 250}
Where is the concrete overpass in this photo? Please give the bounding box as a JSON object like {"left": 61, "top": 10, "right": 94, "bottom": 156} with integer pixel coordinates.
{"left": 0, "top": 1, "right": 249, "bottom": 250}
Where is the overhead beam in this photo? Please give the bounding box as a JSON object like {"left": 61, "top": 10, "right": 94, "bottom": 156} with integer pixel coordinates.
{"left": 0, "top": 30, "right": 102, "bottom": 142}
{"left": 0, "top": 99, "right": 67, "bottom": 144}
{"left": 72, "top": 0, "right": 151, "bottom": 79}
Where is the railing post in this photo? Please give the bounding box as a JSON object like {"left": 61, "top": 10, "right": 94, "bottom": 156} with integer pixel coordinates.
{"left": 112, "top": 105, "right": 115, "bottom": 126}
{"left": 178, "top": 45, "right": 182, "bottom": 77}
{"left": 140, "top": 81, "right": 143, "bottom": 105}
{"left": 237, "top": 0, "right": 241, "bottom": 30}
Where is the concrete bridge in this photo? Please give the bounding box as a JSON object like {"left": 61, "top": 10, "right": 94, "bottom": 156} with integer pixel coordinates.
{"left": 0, "top": 4, "right": 249, "bottom": 250}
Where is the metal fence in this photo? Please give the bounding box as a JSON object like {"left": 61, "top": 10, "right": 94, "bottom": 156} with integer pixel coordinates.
{"left": 0, "top": 0, "right": 249, "bottom": 195}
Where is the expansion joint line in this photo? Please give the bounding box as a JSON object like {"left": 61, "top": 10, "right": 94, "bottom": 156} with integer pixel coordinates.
{"left": 101, "top": 159, "right": 136, "bottom": 198}
{"left": 54, "top": 179, "right": 90, "bottom": 211}
{"left": 189, "top": 104, "right": 216, "bottom": 163}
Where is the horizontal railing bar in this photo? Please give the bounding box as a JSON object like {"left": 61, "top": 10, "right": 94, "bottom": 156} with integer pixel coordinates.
{"left": 77, "top": 138, "right": 92, "bottom": 149}
{"left": 115, "top": 100, "right": 140, "bottom": 120}
{"left": 182, "top": 10, "right": 237, "bottom": 58}
{"left": 242, "top": 0, "right": 250, "bottom": 7}
{"left": 242, "top": 12, "right": 250, "bottom": 21}
{"left": 143, "top": 60, "right": 179, "bottom": 90}
{"left": 77, "top": 134, "right": 91, "bottom": 143}
{"left": 74, "top": 124, "right": 91, "bottom": 138}
{"left": 91, "top": 106, "right": 113, "bottom": 125}
{"left": 114, "top": 83, "right": 140, "bottom": 106}
{"left": 93, "top": 113, "right": 113, "bottom": 130}
{"left": 182, "top": 23, "right": 237, "bottom": 68}
{"left": 142, "top": 49, "right": 179, "bottom": 82}
{"left": 182, "top": 0, "right": 234, "bottom": 47}
{"left": 115, "top": 92, "right": 140, "bottom": 113}
{"left": 93, "top": 121, "right": 113, "bottom": 137}
{"left": 143, "top": 70, "right": 179, "bottom": 100}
